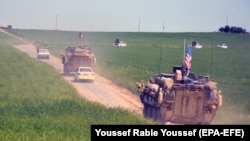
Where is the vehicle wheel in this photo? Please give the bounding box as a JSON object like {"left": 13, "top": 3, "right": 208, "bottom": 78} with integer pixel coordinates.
{"left": 63, "top": 66, "right": 69, "bottom": 75}
{"left": 148, "top": 105, "right": 154, "bottom": 119}
{"left": 143, "top": 105, "right": 149, "bottom": 118}
{"left": 154, "top": 107, "right": 162, "bottom": 122}
{"left": 151, "top": 107, "right": 157, "bottom": 121}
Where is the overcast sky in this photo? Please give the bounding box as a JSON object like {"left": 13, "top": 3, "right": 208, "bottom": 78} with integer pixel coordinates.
{"left": 0, "top": 0, "right": 249, "bottom": 32}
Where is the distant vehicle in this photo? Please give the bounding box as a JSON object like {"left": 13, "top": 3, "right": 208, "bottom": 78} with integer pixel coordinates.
{"left": 113, "top": 38, "right": 127, "bottom": 47}
{"left": 194, "top": 43, "right": 203, "bottom": 48}
{"left": 37, "top": 48, "right": 50, "bottom": 59}
{"left": 117, "top": 41, "right": 127, "bottom": 47}
{"left": 74, "top": 67, "right": 95, "bottom": 82}
{"left": 217, "top": 44, "right": 228, "bottom": 48}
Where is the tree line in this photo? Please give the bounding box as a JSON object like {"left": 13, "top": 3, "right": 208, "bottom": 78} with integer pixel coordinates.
{"left": 218, "top": 25, "right": 249, "bottom": 34}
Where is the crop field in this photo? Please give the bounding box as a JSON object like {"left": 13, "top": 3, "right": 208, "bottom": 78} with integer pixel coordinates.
{"left": 0, "top": 31, "right": 154, "bottom": 140}
{"left": 1, "top": 29, "right": 250, "bottom": 128}
{"left": 8, "top": 29, "right": 250, "bottom": 122}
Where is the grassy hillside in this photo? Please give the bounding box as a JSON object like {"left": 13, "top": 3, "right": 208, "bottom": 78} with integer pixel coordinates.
{"left": 0, "top": 31, "right": 154, "bottom": 141}
{"left": 5, "top": 29, "right": 250, "bottom": 125}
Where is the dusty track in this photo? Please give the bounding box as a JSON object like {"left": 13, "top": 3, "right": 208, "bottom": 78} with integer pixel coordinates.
{"left": 0, "top": 29, "right": 143, "bottom": 116}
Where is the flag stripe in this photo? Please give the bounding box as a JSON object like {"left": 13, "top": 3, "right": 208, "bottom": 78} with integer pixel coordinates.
{"left": 184, "top": 44, "right": 192, "bottom": 75}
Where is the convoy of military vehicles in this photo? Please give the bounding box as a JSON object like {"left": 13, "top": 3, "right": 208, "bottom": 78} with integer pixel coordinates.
{"left": 34, "top": 33, "right": 222, "bottom": 125}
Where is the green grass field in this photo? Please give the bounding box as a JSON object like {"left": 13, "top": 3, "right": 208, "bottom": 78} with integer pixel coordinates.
{"left": 1, "top": 29, "right": 250, "bottom": 140}
{"left": 0, "top": 31, "right": 154, "bottom": 141}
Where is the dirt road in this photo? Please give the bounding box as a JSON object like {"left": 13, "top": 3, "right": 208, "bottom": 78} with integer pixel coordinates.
{"left": 1, "top": 29, "right": 143, "bottom": 116}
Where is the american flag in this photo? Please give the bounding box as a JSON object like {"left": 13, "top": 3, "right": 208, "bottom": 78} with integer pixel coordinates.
{"left": 184, "top": 44, "right": 192, "bottom": 75}
{"left": 79, "top": 33, "right": 84, "bottom": 41}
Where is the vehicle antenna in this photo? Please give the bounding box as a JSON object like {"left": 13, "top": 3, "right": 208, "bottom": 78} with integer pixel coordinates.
{"left": 182, "top": 39, "right": 186, "bottom": 66}
{"left": 158, "top": 39, "right": 163, "bottom": 75}
{"left": 158, "top": 23, "right": 165, "bottom": 75}
{"left": 210, "top": 41, "right": 213, "bottom": 79}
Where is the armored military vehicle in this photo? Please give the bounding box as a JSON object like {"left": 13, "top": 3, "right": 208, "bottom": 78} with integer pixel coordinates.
{"left": 61, "top": 45, "right": 96, "bottom": 75}
{"left": 136, "top": 65, "right": 223, "bottom": 125}
{"left": 136, "top": 41, "right": 222, "bottom": 125}
{"left": 137, "top": 66, "right": 222, "bottom": 124}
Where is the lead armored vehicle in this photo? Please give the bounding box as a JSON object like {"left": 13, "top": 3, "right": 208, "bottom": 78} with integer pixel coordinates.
{"left": 136, "top": 65, "right": 222, "bottom": 125}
